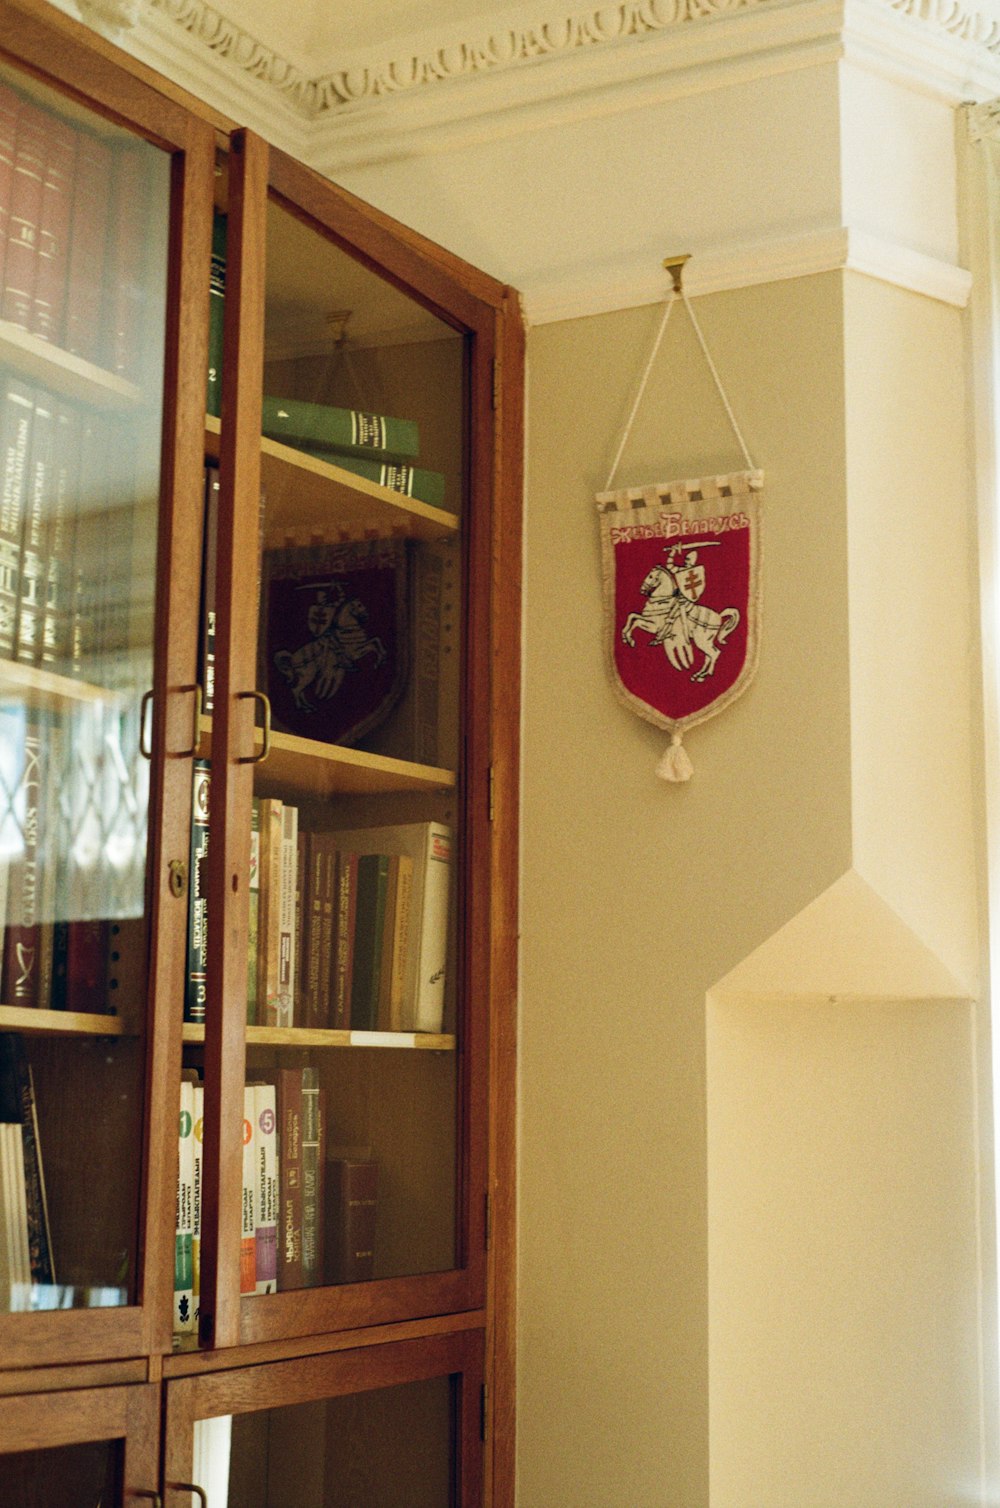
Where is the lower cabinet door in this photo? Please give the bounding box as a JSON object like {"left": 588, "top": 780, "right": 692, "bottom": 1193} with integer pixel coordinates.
{"left": 0, "top": 1381, "right": 161, "bottom": 1506}
{"left": 162, "top": 1329, "right": 485, "bottom": 1507}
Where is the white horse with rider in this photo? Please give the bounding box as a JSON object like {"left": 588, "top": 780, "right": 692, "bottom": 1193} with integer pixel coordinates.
{"left": 621, "top": 542, "right": 739, "bottom": 683}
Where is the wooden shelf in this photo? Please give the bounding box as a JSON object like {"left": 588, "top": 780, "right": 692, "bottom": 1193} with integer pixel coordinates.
{"left": 0, "top": 321, "right": 144, "bottom": 410}
{"left": 0, "top": 1006, "right": 137, "bottom": 1039}
{"left": 183, "top": 1023, "right": 455, "bottom": 1051}
{"left": 204, "top": 416, "right": 459, "bottom": 542}
{"left": 0, "top": 659, "right": 119, "bottom": 710}
{"left": 197, "top": 718, "right": 455, "bottom": 800}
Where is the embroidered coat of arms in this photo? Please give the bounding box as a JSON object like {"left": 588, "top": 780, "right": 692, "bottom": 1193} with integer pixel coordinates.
{"left": 597, "top": 470, "right": 763, "bottom": 776}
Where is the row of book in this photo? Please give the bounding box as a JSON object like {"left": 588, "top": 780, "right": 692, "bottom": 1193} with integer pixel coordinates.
{"left": 0, "top": 369, "right": 144, "bottom": 676}
{"left": 0, "top": 76, "right": 153, "bottom": 377}
{"left": 186, "top": 759, "right": 452, "bottom": 1035}
{"left": 174, "top": 1069, "right": 378, "bottom": 1335}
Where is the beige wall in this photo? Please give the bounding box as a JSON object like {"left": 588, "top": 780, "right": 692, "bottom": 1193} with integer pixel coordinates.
{"left": 520, "top": 270, "right": 993, "bottom": 1504}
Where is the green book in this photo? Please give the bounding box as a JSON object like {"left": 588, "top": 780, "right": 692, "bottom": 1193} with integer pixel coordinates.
{"left": 296, "top": 447, "right": 446, "bottom": 508}
{"left": 262, "top": 395, "right": 419, "bottom": 464}
{"left": 247, "top": 797, "right": 260, "bottom": 1025}
{"left": 350, "top": 852, "right": 389, "bottom": 1030}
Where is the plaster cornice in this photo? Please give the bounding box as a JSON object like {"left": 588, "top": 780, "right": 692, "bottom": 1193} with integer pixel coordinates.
{"left": 100, "top": 0, "right": 1000, "bottom": 132}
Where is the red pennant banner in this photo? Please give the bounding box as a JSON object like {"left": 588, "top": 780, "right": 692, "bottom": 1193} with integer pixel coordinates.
{"left": 597, "top": 471, "right": 762, "bottom": 753}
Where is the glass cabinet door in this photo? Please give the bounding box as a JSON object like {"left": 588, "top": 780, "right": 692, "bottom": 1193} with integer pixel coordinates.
{"left": 189, "top": 134, "right": 496, "bottom": 1350}
{"left": 0, "top": 1381, "right": 160, "bottom": 1506}
{"left": 163, "top": 1330, "right": 485, "bottom": 1507}
{"left": 0, "top": 20, "right": 215, "bottom": 1365}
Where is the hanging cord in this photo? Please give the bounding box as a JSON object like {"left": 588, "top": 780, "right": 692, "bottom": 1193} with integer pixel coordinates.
{"left": 604, "top": 279, "right": 756, "bottom": 491}
{"left": 604, "top": 293, "right": 677, "bottom": 492}
{"left": 680, "top": 288, "right": 755, "bottom": 473}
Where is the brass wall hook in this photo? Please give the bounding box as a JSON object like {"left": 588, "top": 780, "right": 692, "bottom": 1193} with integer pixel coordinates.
{"left": 662, "top": 254, "right": 691, "bottom": 294}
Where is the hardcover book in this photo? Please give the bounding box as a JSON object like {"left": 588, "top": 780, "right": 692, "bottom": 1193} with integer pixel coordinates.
{"left": 327, "top": 1157, "right": 378, "bottom": 1285}
{"left": 184, "top": 759, "right": 210, "bottom": 1023}
{"left": 276, "top": 1067, "right": 303, "bottom": 1290}
{"left": 261, "top": 395, "right": 419, "bottom": 464}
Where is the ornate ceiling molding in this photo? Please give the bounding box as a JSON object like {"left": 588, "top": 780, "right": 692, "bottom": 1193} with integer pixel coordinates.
{"left": 141, "top": 0, "right": 1000, "bottom": 123}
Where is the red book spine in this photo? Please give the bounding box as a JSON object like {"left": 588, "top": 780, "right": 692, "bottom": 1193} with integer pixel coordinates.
{"left": 1, "top": 97, "right": 47, "bottom": 330}
{"left": 64, "top": 919, "right": 109, "bottom": 1014}
{"left": 103, "top": 145, "right": 148, "bottom": 376}
{"left": 0, "top": 84, "right": 22, "bottom": 295}
{"left": 31, "top": 114, "right": 77, "bottom": 345}
{"left": 63, "top": 131, "right": 111, "bottom": 363}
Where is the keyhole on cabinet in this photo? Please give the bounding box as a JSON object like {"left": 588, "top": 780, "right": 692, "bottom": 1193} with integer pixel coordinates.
{"left": 168, "top": 859, "right": 187, "bottom": 899}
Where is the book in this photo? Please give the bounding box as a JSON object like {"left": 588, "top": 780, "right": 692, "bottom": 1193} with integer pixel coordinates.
{"left": 63, "top": 918, "right": 108, "bottom": 1013}
{"left": 300, "top": 1066, "right": 324, "bottom": 1287}
{"left": 376, "top": 853, "right": 401, "bottom": 1029}
{"left": 174, "top": 1079, "right": 195, "bottom": 1335}
{"left": 257, "top": 796, "right": 283, "bottom": 1027}
{"left": 253, "top": 1082, "right": 278, "bottom": 1295}
{"left": 294, "top": 448, "right": 446, "bottom": 508}
{"left": 39, "top": 400, "right": 79, "bottom": 673}
{"left": 301, "top": 830, "right": 322, "bottom": 1029}
{"left": 0, "top": 1125, "right": 15, "bottom": 1310}
{"left": 191, "top": 1082, "right": 203, "bottom": 1325}
{"left": 185, "top": 759, "right": 210, "bottom": 1023}
{"left": 31, "top": 112, "right": 76, "bottom": 345}
{"left": 1, "top": 1121, "right": 31, "bottom": 1310}
{"left": 63, "top": 129, "right": 112, "bottom": 363}
{"left": 293, "top": 826, "right": 307, "bottom": 1026}
{"left": 1, "top": 715, "right": 42, "bottom": 1009}
{"left": 327, "top": 1157, "right": 378, "bottom": 1286}
{"left": 276, "top": 1067, "right": 303, "bottom": 1290}
{"left": 200, "top": 466, "right": 219, "bottom": 712}
{"left": 0, "top": 374, "right": 35, "bottom": 659}
{"left": 246, "top": 796, "right": 260, "bottom": 1025}
{"left": 15, "top": 386, "right": 53, "bottom": 667}
{"left": 277, "top": 802, "right": 297, "bottom": 1029}
{"left": 104, "top": 143, "right": 149, "bottom": 377}
{"left": 328, "top": 822, "right": 453, "bottom": 1033}
{"left": 349, "top": 851, "right": 388, "bottom": 1031}
{"left": 261, "top": 395, "right": 419, "bottom": 464}
{"left": 1, "top": 95, "right": 47, "bottom": 330}
{"left": 239, "top": 1084, "right": 256, "bottom": 1296}
{"left": 0, "top": 84, "right": 21, "bottom": 293}
{"left": 332, "top": 850, "right": 357, "bottom": 1030}
{"left": 206, "top": 209, "right": 226, "bottom": 418}
{"left": 0, "top": 1033, "right": 53, "bottom": 1288}
{"left": 387, "top": 855, "right": 414, "bottom": 1032}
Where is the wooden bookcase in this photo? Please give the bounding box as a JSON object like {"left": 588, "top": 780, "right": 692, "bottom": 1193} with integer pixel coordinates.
{"left": 0, "top": 3, "right": 522, "bottom": 1504}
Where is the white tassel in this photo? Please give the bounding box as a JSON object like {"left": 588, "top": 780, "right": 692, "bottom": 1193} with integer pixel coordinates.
{"left": 657, "top": 731, "right": 693, "bottom": 783}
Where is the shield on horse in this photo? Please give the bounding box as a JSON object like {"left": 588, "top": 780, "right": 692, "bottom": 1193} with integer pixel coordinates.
{"left": 596, "top": 470, "right": 762, "bottom": 775}
{"left": 260, "top": 536, "right": 408, "bottom": 748}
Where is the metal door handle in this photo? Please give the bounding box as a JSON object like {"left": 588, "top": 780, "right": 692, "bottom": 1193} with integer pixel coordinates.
{"left": 236, "top": 688, "right": 271, "bottom": 763}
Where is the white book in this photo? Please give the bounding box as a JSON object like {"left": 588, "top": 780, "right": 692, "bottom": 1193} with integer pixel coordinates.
{"left": 253, "top": 1082, "right": 277, "bottom": 1295}
{"left": 175, "top": 1080, "right": 195, "bottom": 1335}
{"left": 0, "top": 1125, "right": 16, "bottom": 1311}
{"left": 6, "top": 1123, "right": 31, "bottom": 1309}
{"left": 327, "top": 821, "right": 453, "bottom": 1033}
{"left": 278, "top": 804, "right": 297, "bottom": 1028}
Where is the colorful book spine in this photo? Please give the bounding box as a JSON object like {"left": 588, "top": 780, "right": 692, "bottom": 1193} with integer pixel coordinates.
{"left": 277, "top": 803, "right": 297, "bottom": 1029}
{"left": 185, "top": 759, "right": 210, "bottom": 1023}
{"left": 300, "top": 1067, "right": 324, "bottom": 1287}
{"left": 327, "top": 1158, "right": 378, "bottom": 1286}
{"left": 31, "top": 114, "right": 76, "bottom": 345}
{"left": 276, "top": 1067, "right": 303, "bottom": 1291}
{"left": 200, "top": 467, "right": 219, "bottom": 714}
{"left": 253, "top": 1082, "right": 278, "bottom": 1295}
{"left": 261, "top": 395, "right": 419, "bottom": 464}
{"left": 1, "top": 97, "right": 47, "bottom": 330}
{"left": 239, "top": 1084, "right": 256, "bottom": 1296}
{"left": 174, "top": 1080, "right": 195, "bottom": 1335}
{"left": 388, "top": 855, "right": 414, "bottom": 1032}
